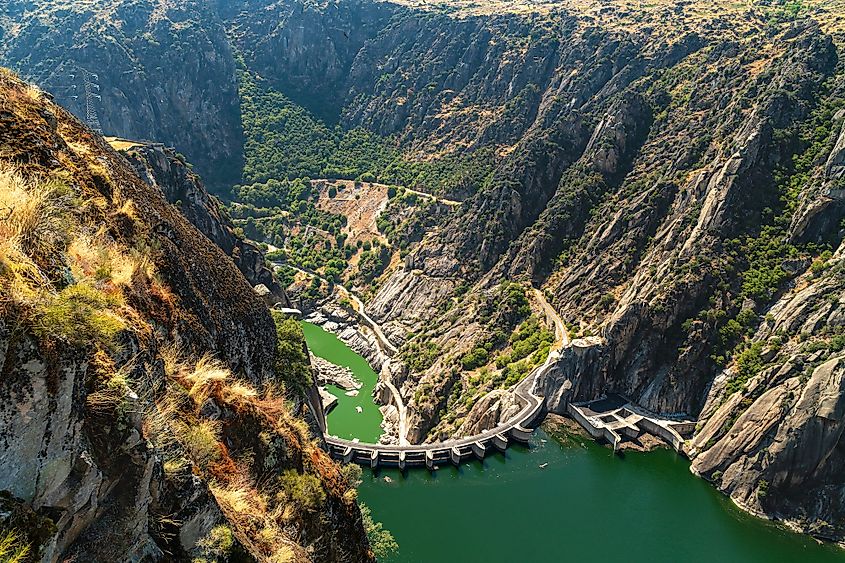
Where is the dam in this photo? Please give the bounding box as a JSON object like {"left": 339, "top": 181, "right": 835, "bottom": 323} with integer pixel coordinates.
{"left": 320, "top": 342, "right": 548, "bottom": 469}
{"left": 302, "top": 322, "right": 845, "bottom": 562}
{"left": 324, "top": 363, "right": 544, "bottom": 469}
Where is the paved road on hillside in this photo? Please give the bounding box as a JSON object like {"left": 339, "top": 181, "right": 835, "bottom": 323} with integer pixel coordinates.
{"left": 532, "top": 287, "right": 569, "bottom": 349}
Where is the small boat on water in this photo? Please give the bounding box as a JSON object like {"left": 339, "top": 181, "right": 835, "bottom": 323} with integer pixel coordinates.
{"left": 384, "top": 476, "right": 393, "bottom": 483}
{"left": 539, "top": 463, "right": 548, "bottom": 469}
{"left": 355, "top": 406, "right": 363, "bottom": 413}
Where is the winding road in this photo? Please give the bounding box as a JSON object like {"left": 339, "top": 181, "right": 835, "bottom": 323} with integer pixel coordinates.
{"left": 403, "top": 187, "right": 461, "bottom": 207}
{"left": 532, "top": 287, "right": 568, "bottom": 349}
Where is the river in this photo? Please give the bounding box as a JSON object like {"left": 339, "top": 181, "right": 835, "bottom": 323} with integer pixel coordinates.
{"left": 302, "top": 321, "right": 845, "bottom": 562}
{"left": 301, "top": 322, "right": 384, "bottom": 443}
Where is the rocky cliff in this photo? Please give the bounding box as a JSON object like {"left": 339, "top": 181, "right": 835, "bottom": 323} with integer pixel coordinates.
{"left": 0, "top": 0, "right": 244, "bottom": 186}
{"left": 686, "top": 112, "right": 845, "bottom": 541}
{"left": 122, "top": 142, "right": 290, "bottom": 305}
{"left": 0, "top": 71, "right": 372, "bottom": 562}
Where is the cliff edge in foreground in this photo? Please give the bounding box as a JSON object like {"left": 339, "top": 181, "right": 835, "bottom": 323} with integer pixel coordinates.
{"left": 0, "top": 70, "right": 373, "bottom": 562}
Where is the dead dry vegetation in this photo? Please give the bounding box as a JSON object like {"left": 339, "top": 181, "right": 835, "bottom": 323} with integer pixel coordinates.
{"left": 0, "top": 159, "right": 153, "bottom": 351}
{"left": 389, "top": 0, "right": 845, "bottom": 35}
{"left": 145, "top": 348, "right": 340, "bottom": 563}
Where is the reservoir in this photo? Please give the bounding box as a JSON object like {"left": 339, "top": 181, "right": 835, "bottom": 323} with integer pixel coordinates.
{"left": 302, "top": 321, "right": 845, "bottom": 562}
{"left": 301, "top": 321, "right": 383, "bottom": 443}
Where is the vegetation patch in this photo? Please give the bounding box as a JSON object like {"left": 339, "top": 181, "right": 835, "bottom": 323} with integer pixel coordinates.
{"left": 271, "top": 312, "right": 313, "bottom": 394}
{"left": 35, "top": 284, "right": 125, "bottom": 348}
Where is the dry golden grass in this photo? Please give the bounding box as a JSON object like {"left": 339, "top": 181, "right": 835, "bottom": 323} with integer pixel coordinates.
{"left": 0, "top": 163, "right": 74, "bottom": 313}
{"left": 0, "top": 529, "right": 30, "bottom": 563}
{"left": 0, "top": 163, "right": 72, "bottom": 272}
{"left": 24, "top": 83, "right": 44, "bottom": 103}
{"left": 87, "top": 349, "right": 133, "bottom": 414}
{"left": 104, "top": 136, "right": 142, "bottom": 151}
{"left": 0, "top": 161, "right": 150, "bottom": 349}
{"left": 210, "top": 479, "right": 299, "bottom": 563}
{"left": 160, "top": 344, "right": 184, "bottom": 380}
{"left": 183, "top": 354, "right": 230, "bottom": 406}
{"left": 115, "top": 198, "right": 140, "bottom": 222}
{"left": 165, "top": 352, "right": 263, "bottom": 413}
{"left": 177, "top": 418, "right": 223, "bottom": 467}
{"left": 147, "top": 348, "right": 323, "bottom": 561}
{"left": 68, "top": 232, "right": 150, "bottom": 288}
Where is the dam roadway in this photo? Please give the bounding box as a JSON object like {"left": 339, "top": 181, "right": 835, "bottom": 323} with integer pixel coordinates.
{"left": 324, "top": 359, "right": 549, "bottom": 470}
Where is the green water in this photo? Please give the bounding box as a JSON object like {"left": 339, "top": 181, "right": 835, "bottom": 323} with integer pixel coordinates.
{"left": 360, "top": 432, "right": 844, "bottom": 562}
{"left": 304, "top": 321, "right": 845, "bottom": 562}
{"left": 301, "top": 321, "right": 383, "bottom": 443}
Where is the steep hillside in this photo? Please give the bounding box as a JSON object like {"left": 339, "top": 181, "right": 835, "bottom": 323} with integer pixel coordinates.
{"left": 3, "top": 0, "right": 845, "bottom": 544}
{"left": 0, "top": 71, "right": 372, "bottom": 562}
{"left": 120, "top": 141, "right": 291, "bottom": 304}
{"left": 0, "top": 0, "right": 243, "bottom": 185}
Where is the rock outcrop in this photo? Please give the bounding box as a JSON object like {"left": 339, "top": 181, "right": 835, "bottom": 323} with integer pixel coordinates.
{"left": 0, "top": 71, "right": 372, "bottom": 562}
{"left": 688, "top": 242, "right": 845, "bottom": 539}
{"left": 122, "top": 143, "right": 289, "bottom": 305}
{"left": 310, "top": 354, "right": 362, "bottom": 391}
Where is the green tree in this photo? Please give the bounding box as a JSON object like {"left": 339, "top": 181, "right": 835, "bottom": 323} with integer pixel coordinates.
{"left": 271, "top": 311, "right": 312, "bottom": 393}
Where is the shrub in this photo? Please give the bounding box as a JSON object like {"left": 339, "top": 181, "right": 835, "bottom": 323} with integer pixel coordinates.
{"left": 0, "top": 528, "right": 30, "bottom": 563}
{"left": 736, "top": 308, "right": 758, "bottom": 328}
{"left": 35, "top": 284, "right": 125, "bottom": 348}
{"left": 757, "top": 479, "right": 769, "bottom": 498}
{"left": 179, "top": 420, "right": 222, "bottom": 468}
{"left": 340, "top": 462, "right": 363, "bottom": 489}
{"left": 87, "top": 358, "right": 131, "bottom": 416}
{"left": 461, "top": 347, "right": 489, "bottom": 371}
{"left": 598, "top": 292, "right": 617, "bottom": 310}
{"left": 725, "top": 342, "right": 764, "bottom": 395}
{"left": 196, "top": 525, "right": 234, "bottom": 560}
{"left": 277, "top": 470, "right": 325, "bottom": 513}
{"left": 402, "top": 339, "right": 440, "bottom": 372}
{"left": 500, "top": 282, "right": 530, "bottom": 319}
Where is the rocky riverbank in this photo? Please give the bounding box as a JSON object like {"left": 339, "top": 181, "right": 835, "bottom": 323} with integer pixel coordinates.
{"left": 310, "top": 353, "right": 362, "bottom": 414}
{"left": 306, "top": 303, "right": 390, "bottom": 372}
{"left": 310, "top": 354, "right": 362, "bottom": 391}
